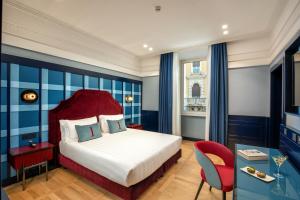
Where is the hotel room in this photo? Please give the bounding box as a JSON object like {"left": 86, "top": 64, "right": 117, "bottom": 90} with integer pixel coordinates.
{"left": 0, "top": 0, "right": 300, "bottom": 200}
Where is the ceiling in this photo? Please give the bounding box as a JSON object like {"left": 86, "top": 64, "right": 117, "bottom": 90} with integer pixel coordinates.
{"left": 15, "top": 0, "right": 288, "bottom": 57}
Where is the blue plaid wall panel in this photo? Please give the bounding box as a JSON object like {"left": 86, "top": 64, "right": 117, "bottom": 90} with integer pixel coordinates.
{"left": 1, "top": 63, "right": 8, "bottom": 180}
{"left": 71, "top": 73, "right": 83, "bottom": 87}
{"left": 84, "top": 75, "right": 99, "bottom": 90}
{"left": 113, "top": 80, "right": 123, "bottom": 105}
{"left": 65, "top": 72, "right": 84, "bottom": 98}
{"left": 70, "top": 73, "right": 83, "bottom": 96}
{"left": 123, "top": 82, "right": 132, "bottom": 122}
{"left": 65, "top": 72, "right": 71, "bottom": 99}
{"left": 102, "top": 78, "right": 112, "bottom": 93}
{"left": 132, "top": 83, "right": 141, "bottom": 124}
{"left": 0, "top": 59, "right": 142, "bottom": 182}
{"left": 10, "top": 64, "right": 40, "bottom": 149}
{"left": 41, "top": 69, "right": 64, "bottom": 142}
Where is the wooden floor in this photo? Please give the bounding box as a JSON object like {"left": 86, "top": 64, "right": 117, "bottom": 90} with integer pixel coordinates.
{"left": 5, "top": 140, "right": 232, "bottom": 200}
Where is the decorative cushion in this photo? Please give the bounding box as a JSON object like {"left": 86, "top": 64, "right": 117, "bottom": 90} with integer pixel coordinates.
{"left": 99, "top": 114, "right": 124, "bottom": 133}
{"left": 75, "top": 122, "right": 102, "bottom": 142}
{"left": 107, "top": 118, "right": 127, "bottom": 133}
{"left": 59, "top": 116, "right": 98, "bottom": 142}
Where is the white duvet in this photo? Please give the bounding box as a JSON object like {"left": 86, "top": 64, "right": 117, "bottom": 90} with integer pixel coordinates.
{"left": 59, "top": 128, "right": 181, "bottom": 187}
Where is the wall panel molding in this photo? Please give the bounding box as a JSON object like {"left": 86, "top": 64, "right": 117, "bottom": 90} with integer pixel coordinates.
{"left": 270, "top": 0, "right": 300, "bottom": 61}
{"left": 2, "top": 0, "right": 140, "bottom": 76}
{"left": 228, "top": 115, "right": 269, "bottom": 150}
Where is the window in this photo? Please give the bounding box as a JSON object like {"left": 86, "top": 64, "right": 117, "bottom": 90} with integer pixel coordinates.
{"left": 182, "top": 60, "right": 208, "bottom": 115}
{"left": 192, "top": 61, "right": 200, "bottom": 74}
{"left": 192, "top": 83, "right": 201, "bottom": 97}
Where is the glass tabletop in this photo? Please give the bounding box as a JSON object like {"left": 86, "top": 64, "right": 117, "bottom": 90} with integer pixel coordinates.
{"left": 235, "top": 144, "right": 300, "bottom": 200}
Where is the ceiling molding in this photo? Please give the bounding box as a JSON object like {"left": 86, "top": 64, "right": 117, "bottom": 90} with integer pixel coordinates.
{"left": 140, "top": 71, "right": 160, "bottom": 77}
{"left": 269, "top": 0, "right": 300, "bottom": 61}
{"left": 3, "top": 0, "right": 300, "bottom": 78}
{"left": 2, "top": 0, "right": 141, "bottom": 76}
{"left": 2, "top": 33, "right": 140, "bottom": 76}
{"left": 139, "top": 31, "right": 270, "bottom": 60}
{"left": 4, "top": 0, "right": 137, "bottom": 57}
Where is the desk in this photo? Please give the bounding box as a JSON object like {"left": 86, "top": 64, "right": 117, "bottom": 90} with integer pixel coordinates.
{"left": 235, "top": 144, "right": 300, "bottom": 200}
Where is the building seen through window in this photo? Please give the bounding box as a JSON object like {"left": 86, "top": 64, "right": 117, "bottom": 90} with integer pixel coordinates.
{"left": 183, "top": 60, "right": 208, "bottom": 113}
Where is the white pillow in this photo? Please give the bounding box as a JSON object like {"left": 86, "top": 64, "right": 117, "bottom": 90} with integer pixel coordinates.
{"left": 59, "top": 116, "right": 98, "bottom": 142}
{"left": 99, "top": 114, "right": 124, "bottom": 133}
{"left": 59, "top": 120, "right": 69, "bottom": 142}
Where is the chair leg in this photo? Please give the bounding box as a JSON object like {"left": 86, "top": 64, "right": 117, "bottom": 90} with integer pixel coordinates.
{"left": 209, "top": 186, "right": 212, "bottom": 191}
{"left": 223, "top": 192, "right": 226, "bottom": 200}
{"left": 194, "top": 180, "right": 204, "bottom": 200}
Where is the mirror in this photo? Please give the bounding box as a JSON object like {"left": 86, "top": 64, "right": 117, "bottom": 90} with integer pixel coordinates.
{"left": 293, "top": 47, "right": 300, "bottom": 106}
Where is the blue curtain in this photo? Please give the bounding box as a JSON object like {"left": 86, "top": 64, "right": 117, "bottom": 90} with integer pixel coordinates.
{"left": 158, "top": 52, "right": 173, "bottom": 134}
{"left": 209, "top": 43, "right": 228, "bottom": 145}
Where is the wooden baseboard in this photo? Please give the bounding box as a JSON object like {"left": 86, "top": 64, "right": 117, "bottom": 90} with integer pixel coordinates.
{"left": 182, "top": 136, "right": 203, "bottom": 141}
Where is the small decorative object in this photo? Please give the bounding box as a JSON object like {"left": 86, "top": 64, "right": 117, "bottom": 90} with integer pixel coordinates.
{"left": 247, "top": 166, "right": 256, "bottom": 174}
{"left": 240, "top": 166, "right": 275, "bottom": 183}
{"left": 28, "top": 140, "right": 37, "bottom": 148}
{"left": 238, "top": 149, "right": 268, "bottom": 161}
{"left": 21, "top": 90, "right": 38, "bottom": 103}
{"left": 256, "top": 171, "right": 266, "bottom": 178}
{"left": 272, "top": 155, "right": 288, "bottom": 178}
{"left": 125, "top": 95, "right": 133, "bottom": 103}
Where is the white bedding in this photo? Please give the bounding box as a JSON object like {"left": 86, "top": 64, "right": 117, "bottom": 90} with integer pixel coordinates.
{"left": 59, "top": 128, "right": 181, "bottom": 187}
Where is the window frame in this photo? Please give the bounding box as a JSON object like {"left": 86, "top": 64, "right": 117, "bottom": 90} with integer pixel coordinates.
{"left": 181, "top": 58, "right": 208, "bottom": 117}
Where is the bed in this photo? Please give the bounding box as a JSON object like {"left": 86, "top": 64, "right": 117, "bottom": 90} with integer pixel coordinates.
{"left": 48, "top": 90, "right": 182, "bottom": 200}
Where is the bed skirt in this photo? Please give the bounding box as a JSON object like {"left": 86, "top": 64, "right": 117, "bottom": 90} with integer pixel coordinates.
{"left": 59, "top": 149, "right": 181, "bottom": 200}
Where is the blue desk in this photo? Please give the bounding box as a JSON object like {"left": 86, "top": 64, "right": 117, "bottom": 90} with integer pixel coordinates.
{"left": 235, "top": 144, "right": 300, "bottom": 200}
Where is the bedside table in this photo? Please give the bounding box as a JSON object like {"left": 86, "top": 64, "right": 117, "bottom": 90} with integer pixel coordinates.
{"left": 9, "top": 142, "right": 54, "bottom": 190}
{"left": 127, "top": 124, "right": 144, "bottom": 130}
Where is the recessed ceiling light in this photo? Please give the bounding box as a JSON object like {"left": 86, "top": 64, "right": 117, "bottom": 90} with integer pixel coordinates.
{"left": 222, "top": 24, "right": 228, "bottom": 29}
{"left": 223, "top": 30, "right": 229, "bottom": 35}
{"left": 155, "top": 5, "right": 161, "bottom": 12}
{"left": 143, "top": 44, "right": 148, "bottom": 48}
{"left": 148, "top": 47, "right": 153, "bottom": 51}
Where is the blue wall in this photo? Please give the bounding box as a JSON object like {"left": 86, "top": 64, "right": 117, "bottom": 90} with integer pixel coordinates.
{"left": 0, "top": 55, "right": 142, "bottom": 182}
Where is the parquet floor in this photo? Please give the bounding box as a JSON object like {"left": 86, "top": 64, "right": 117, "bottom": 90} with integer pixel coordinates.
{"left": 5, "top": 140, "right": 232, "bottom": 200}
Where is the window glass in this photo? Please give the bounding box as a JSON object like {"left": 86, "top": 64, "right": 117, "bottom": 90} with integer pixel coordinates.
{"left": 183, "top": 60, "right": 208, "bottom": 113}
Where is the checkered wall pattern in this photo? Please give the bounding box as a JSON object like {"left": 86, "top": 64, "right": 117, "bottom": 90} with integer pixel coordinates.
{"left": 0, "top": 62, "right": 142, "bottom": 181}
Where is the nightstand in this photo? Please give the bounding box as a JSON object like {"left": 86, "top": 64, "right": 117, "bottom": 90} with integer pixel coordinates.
{"left": 127, "top": 124, "right": 144, "bottom": 130}
{"left": 9, "top": 142, "right": 54, "bottom": 190}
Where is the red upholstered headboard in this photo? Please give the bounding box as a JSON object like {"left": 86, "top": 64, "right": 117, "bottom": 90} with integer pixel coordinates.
{"left": 48, "top": 90, "right": 123, "bottom": 148}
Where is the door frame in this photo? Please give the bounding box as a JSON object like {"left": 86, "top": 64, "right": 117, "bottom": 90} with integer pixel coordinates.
{"left": 269, "top": 63, "right": 283, "bottom": 148}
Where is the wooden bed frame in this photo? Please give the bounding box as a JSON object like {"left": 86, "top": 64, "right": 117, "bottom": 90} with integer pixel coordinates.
{"left": 48, "top": 90, "right": 181, "bottom": 200}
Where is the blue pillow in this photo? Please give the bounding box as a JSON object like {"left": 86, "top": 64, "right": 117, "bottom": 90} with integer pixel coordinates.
{"left": 75, "top": 123, "right": 102, "bottom": 142}
{"left": 107, "top": 118, "right": 127, "bottom": 133}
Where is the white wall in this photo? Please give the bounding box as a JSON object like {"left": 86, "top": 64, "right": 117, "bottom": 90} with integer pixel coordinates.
{"left": 228, "top": 66, "right": 270, "bottom": 117}
{"left": 2, "top": 45, "right": 142, "bottom": 81}
{"left": 140, "top": 36, "right": 271, "bottom": 76}
{"left": 227, "top": 36, "right": 270, "bottom": 68}
{"left": 181, "top": 116, "right": 206, "bottom": 139}
{"left": 270, "top": 0, "right": 300, "bottom": 61}
{"left": 142, "top": 76, "right": 160, "bottom": 111}
{"left": 2, "top": 0, "right": 140, "bottom": 76}
{"left": 140, "top": 56, "right": 160, "bottom": 77}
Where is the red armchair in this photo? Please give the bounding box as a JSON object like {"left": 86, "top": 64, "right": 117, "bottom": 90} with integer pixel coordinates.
{"left": 194, "top": 141, "right": 234, "bottom": 200}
